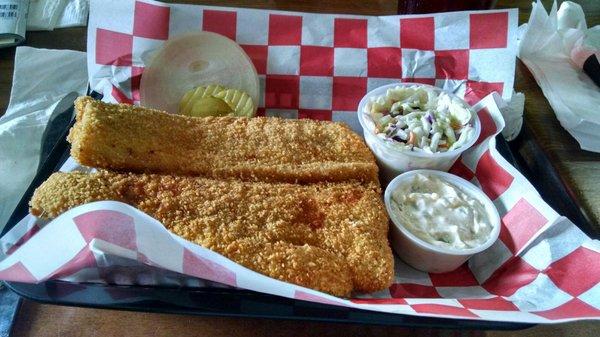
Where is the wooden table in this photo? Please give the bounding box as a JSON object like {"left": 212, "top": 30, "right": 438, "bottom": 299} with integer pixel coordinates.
{"left": 1, "top": 0, "right": 599, "bottom": 336}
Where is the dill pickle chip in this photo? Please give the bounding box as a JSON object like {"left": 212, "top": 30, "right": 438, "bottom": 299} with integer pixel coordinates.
{"left": 184, "top": 96, "right": 233, "bottom": 117}
{"left": 179, "top": 84, "right": 226, "bottom": 115}
{"left": 178, "top": 85, "right": 255, "bottom": 117}
{"left": 213, "top": 88, "right": 255, "bottom": 117}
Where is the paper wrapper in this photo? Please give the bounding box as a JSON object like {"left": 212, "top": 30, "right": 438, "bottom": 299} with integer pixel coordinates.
{"left": 518, "top": 1, "right": 600, "bottom": 152}
{"left": 1, "top": 0, "right": 600, "bottom": 324}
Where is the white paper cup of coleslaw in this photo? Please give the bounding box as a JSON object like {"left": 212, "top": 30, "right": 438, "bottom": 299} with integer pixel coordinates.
{"left": 357, "top": 83, "right": 481, "bottom": 184}
{"left": 384, "top": 169, "right": 500, "bottom": 273}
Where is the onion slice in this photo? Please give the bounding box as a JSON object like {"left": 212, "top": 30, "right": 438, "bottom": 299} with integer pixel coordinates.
{"left": 140, "top": 31, "right": 259, "bottom": 114}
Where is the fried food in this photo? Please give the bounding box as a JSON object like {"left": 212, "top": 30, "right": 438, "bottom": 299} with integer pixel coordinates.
{"left": 30, "top": 171, "right": 394, "bottom": 297}
{"left": 45, "top": 97, "right": 392, "bottom": 296}
{"left": 69, "top": 97, "right": 378, "bottom": 184}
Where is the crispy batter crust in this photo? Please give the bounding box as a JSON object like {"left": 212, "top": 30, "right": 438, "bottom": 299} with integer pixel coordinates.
{"left": 30, "top": 171, "right": 394, "bottom": 297}
{"left": 69, "top": 97, "right": 379, "bottom": 184}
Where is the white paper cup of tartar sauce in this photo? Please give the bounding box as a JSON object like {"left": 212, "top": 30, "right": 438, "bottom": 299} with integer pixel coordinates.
{"left": 357, "top": 83, "right": 481, "bottom": 184}
{"left": 384, "top": 169, "right": 500, "bottom": 273}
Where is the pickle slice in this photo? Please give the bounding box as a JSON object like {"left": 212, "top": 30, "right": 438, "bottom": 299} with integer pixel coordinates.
{"left": 213, "top": 88, "right": 255, "bottom": 117}
{"left": 179, "top": 84, "right": 226, "bottom": 115}
{"left": 185, "top": 96, "right": 234, "bottom": 117}
{"left": 178, "top": 85, "right": 256, "bottom": 117}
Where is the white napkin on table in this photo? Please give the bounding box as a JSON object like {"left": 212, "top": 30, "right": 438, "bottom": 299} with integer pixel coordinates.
{"left": 518, "top": 0, "right": 600, "bottom": 152}
{"left": 0, "top": 46, "right": 87, "bottom": 230}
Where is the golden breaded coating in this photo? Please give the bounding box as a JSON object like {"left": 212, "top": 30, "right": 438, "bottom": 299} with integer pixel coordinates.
{"left": 69, "top": 97, "right": 378, "bottom": 184}
{"left": 30, "top": 171, "right": 394, "bottom": 297}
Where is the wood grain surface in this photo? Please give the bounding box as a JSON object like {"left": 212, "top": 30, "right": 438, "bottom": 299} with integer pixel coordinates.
{"left": 1, "top": 0, "right": 599, "bottom": 336}
{"left": 11, "top": 299, "right": 600, "bottom": 337}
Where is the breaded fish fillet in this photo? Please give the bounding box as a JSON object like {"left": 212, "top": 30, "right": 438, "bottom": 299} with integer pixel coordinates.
{"left": 69, "top": 97, "right": 378, "bottom": 184}
{"left": 30, "top": 171, "right": 394, "bottom": 297}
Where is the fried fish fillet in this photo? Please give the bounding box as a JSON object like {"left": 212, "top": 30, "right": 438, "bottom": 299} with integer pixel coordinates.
{"left": 30, "top": 171, "right": 394, "bottom": 297}
{"left": 68, "top": 97, "right": 378, "bottom": 184}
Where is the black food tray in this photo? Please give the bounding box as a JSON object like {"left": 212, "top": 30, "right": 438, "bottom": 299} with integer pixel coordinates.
{"left": 2, "top": 102, "right": 540, "bottom": 330}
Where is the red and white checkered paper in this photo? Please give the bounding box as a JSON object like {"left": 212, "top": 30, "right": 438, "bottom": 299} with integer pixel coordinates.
{"left": 1, "top": 0, "right": 599, "bottom": 324}
{"left": 87, "top": 0, "right": 518, "bottom": 120}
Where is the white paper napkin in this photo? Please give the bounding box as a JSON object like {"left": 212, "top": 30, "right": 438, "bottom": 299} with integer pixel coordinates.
{"left": 27, "top": 0, "right": 89, "bottom": 31}
{"left": 0, "top": 47, "right": 87, "bottom": 230}
{"left": 518, "top": 0, "right": 600, "bottom": 152}
{"left": 55, "top": 0, "right": 88, "bottom": 28}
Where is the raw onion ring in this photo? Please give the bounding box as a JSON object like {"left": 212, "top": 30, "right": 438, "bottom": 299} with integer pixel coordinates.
{"left": 140, "top": 31, "right": 259, "bottom": 114}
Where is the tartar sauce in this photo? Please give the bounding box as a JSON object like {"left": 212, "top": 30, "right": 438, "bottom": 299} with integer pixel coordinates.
{"left": 390, "top": 174, "right": 492, "bottom": 249}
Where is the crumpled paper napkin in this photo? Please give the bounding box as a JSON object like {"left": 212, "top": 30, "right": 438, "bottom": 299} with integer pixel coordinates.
{"left": 27, "top": 0, "right": 89, "bottom": 31}
{"left": 0, "top": 46, "right": 88, "bottom": 230}
{"left": 501, "top": 91, "right": 524, "bottom": 141}
{"left": 557, "top": 1, "right": 600, "bottom": 76}
{"left": 518, "top": 0, "right": 600, "bottom": 152}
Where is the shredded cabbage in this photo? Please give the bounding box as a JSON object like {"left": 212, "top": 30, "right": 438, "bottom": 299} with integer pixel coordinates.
{"left": 366, "top": 86, "right": 475, "bottom": 153}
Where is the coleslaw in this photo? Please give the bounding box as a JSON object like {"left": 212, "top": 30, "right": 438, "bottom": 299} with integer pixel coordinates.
{"left": 365, "top": 85, "right": 476, "bottom": 153}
